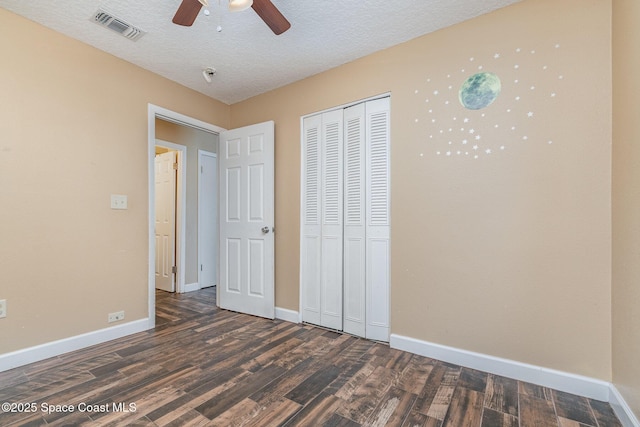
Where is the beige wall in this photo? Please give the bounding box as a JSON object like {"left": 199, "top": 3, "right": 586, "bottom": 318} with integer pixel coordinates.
{"left": 612, "top": 0, "right": 640, "bottom": 418}
{"left": 0, "top": 9, "right": 229, "bottom": 353}
{"left": 156, "top": 119, "right": 218, "bottom": 286}
{"left": 231, "top": 0, "right": 612, "bottom": 379}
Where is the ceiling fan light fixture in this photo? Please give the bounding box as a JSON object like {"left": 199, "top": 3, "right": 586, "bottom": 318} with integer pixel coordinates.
{"left": 228, "top": 0, "right": 253, "bottom": 12}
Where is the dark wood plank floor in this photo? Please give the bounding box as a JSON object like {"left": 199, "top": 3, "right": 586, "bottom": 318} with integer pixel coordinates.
{"left": 0, "top": 287, "right": 623, "bottom": 426}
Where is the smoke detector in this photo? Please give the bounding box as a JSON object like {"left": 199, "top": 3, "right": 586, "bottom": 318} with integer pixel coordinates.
{"left": 202, "top": 67, "right": 217, "bottom": 83}
{"left": 91, "top": 9, "right": 146, "bottom": 41}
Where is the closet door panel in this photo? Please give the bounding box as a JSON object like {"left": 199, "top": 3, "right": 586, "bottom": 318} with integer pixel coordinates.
{"left": 344, "top": 237, "right": 366, "bottom": 336}
{"left": 320, "top": 109, "right": 344, "bottom": 330}
{"left": 343, "top": 103, "right": 366, "bottom": 337}
{"left": 301, "top": 115, "right": 322, "bottom": 325}
{"left": 367, "top": 238, "right": 390, "bottom": 341}
{"left": 320, "top": 235, "right": 343, "bottom": 330}
{"left": 365, "top": 97, "right": 391, "bottom": 341}
{"left": 301, "top": 236, "right": 321, "bottom": 323}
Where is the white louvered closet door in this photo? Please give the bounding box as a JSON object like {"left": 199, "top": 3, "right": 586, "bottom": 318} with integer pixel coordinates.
{"left": 319, "top": 110, "right": 344, "bottom": 330}
{"left": 343, "top": 103, "right": 367, "bottom": 337}
{"left": 365, "top": 98, "right": 391, "bottom": 341}
{"left": 301, "top": 114, "right": 322, "bottom": 326}
{"left": 301, "top": 97, "right": 389, "bottom": 341}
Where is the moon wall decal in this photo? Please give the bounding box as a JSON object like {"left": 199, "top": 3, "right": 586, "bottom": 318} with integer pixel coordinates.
{"left": 459, "top": 72, "right": 502, "bottom": 110}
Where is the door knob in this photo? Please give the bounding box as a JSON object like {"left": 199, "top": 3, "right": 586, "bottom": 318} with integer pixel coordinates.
{"left": 261, "top": 226, "right": 270, "bottom": 234}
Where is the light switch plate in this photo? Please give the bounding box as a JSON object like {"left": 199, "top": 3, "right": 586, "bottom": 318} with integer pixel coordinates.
{"left": 110, "top": 194, "right": 128, "bottom": 210}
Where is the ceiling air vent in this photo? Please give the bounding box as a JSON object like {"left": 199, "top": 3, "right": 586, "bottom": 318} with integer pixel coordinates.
{"left": 91, "top": 9, "right": 146, "bottom": 41}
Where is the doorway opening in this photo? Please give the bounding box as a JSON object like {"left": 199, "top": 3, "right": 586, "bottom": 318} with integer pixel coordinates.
{"left": 148, "top": 104, "right": 225, "bottom": 328}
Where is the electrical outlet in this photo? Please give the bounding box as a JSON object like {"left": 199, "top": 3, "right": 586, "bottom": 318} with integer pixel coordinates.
{"left": 110, "top": 194, "right": 128, "bottom": 210}
{"left": 0, "top": 299, "right": 6, "bottom": 319}
{"left": 108, "top": 310, "right": 125, "bottom": 323}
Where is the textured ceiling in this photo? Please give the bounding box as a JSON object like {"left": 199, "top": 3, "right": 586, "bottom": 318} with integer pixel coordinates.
{"left": 0, "top": 0, "right": 520, "bottom": 104}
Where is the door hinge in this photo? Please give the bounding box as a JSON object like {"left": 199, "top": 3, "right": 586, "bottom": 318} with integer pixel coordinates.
{"left": 173, "top": 162, "right": 178, "bottom": 170}
{"left": 200, "top": 264, "right": 203, "bottom": 271}
{"left": 171, "top": 265, "right": 177, "bottom": 274}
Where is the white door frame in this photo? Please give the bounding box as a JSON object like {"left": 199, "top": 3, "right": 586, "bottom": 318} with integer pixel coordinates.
{"left": 155, "top": 140, "right": 187, "bottom": 294}
{"left": 148, "top": 104, "right": 226, "bottom": 328}
{"left": 198, "top": 149, "right": 218, "bottom": 291}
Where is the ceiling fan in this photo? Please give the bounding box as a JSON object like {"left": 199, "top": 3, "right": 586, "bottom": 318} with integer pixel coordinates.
{"left": 172, "top": 0, "right": 291, "bottom": 35}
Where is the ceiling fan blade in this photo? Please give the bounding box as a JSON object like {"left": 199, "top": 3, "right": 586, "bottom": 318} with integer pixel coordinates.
{"left": 172, "top": 0, "right": 203, "bottom": 26}
{"left": 251, "top": 0, "right": 291, "bottom": 35}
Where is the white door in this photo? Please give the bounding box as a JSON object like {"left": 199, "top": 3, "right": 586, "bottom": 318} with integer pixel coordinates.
{"left": 320, "top": 109, "right": 344, "bottom": 330}
{"left": 301, "top": 114, "right": 322, "bottom": 326}
{"left": 199, "top": 150, "right": 217, "bottom": 289}
{"left": 365, "top": 98, "right": 391, "bottom": 341}
{"left": 219, "top": 121, "right": 275, "bottom": 318}
{"left": 343, "top": 103, "right": 366, "bottom": 337}
{"left": 155, "top": 151, "right": 177, "bottom": 292}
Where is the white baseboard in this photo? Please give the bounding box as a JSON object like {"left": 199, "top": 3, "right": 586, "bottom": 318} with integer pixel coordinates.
{"left": 183, "top": 282, "right": 201, "bottom": 293}
{"left": 275, "top": 307, "right": 300, "bottom": 324}
{"left": 0, "top": 318, "right": 151, "bottom": 372}
{"left": 390, "top": 334, "right": 610, "bottom": 401}
{"left": 610, "top": 384, "right": 640, "bottom": 427}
